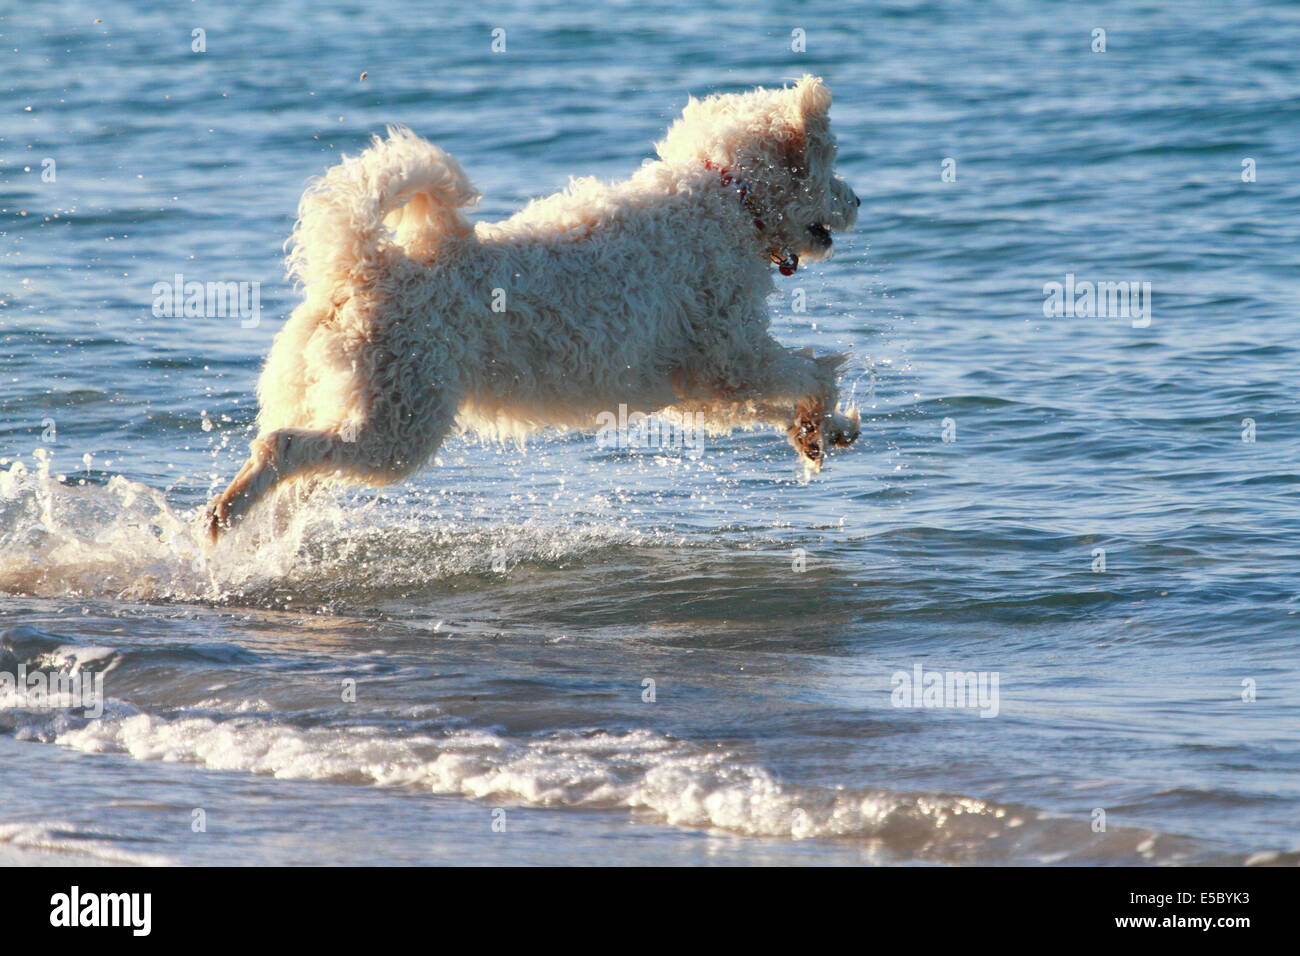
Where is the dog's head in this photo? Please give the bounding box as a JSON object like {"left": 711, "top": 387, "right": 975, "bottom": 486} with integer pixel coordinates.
{"left": 656, "top": 75, "right": 858, "bottom": 264}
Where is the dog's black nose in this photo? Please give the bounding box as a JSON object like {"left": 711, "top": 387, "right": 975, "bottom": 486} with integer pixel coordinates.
{"left": 854, "top": 193, "right": 861, "bottom": 207}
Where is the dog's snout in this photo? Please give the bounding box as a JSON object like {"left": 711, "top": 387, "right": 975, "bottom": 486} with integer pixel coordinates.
{"left": 854, "top": 193, "right": 861, "bottom": 207}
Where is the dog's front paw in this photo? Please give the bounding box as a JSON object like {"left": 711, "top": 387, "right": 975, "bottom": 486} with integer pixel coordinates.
{"left": 787, "top": 402, "right": 826, "bottom": 473}
{"left": 788, "top": 404, "right": 859, "bottom": 472}
{"left": 825, "top": 405, "right": 860, "bottom": 448}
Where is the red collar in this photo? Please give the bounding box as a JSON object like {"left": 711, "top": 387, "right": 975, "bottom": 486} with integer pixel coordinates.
{"left": 704, "top": 160, "right": 799, "bottom": 276}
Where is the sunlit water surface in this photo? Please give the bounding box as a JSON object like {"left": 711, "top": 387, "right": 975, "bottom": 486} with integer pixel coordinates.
{"left": 1, "top": 1, "right": 1297, "bottom": 865}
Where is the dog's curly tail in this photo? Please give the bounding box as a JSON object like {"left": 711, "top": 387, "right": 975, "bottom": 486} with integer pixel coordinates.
{"left": 286, "top": 125, "right": 480, "bottom": 291}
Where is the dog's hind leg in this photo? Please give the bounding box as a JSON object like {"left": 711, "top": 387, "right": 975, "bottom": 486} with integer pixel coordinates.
{"left": 203, "top": 428, "right": 345, "bottom": 542}
{"left": 204, "top": 387, "right": 462, "bottom": 543}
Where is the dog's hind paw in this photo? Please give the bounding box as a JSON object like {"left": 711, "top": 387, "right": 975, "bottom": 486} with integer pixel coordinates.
{"left": 201, "top": 503, "right": 226, "bottom": 545}
{"left": 200, "top": 491, "right": 240, "bottom": 546}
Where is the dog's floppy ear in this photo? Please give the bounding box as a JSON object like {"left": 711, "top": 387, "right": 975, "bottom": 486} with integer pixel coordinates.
{"left": 777, "top": 76, "right": 833, "bottom": 177}
{"left": 777, "top": 130, "right": 807, "bottom": 178}
{"left": 791, "top": 75, "right": 832, "bottom": 122}
{"left": 771, "top": 77, "right": 829, "bottom": 177}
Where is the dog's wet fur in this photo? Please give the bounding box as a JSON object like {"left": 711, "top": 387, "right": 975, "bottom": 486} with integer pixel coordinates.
{"left": 205, "top": 76, "right": 861, "bottom": 542}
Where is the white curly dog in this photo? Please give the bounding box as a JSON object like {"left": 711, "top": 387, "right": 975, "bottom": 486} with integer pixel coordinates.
{"left": 205, "top": 76, "right": 861, "bottom": 541}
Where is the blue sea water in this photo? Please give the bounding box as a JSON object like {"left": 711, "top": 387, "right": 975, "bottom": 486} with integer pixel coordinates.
{"left": 1, "top": 0, "right": 1298, "bottom": 865}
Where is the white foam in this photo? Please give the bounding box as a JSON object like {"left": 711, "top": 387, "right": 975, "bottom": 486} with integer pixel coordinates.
{"left": 0, "top": 821, "right": 171, "bottom": 866}
{"left": 39, "top": 708, "right": 1166, "bottom": 861}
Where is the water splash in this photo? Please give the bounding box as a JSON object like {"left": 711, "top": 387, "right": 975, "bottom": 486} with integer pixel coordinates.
{"left": 0, "top": 451, "right": 645, "bottom": 607}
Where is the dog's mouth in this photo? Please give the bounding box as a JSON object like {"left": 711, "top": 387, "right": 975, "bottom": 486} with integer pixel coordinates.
{"left": 798, "top": 223, "right": 834, "bottom": 263}
{"left": 806, "top": 223, "right": 833, "bottom": 250}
